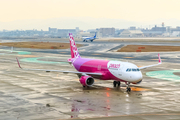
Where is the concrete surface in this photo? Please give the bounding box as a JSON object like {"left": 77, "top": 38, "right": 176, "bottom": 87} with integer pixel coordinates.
{"left": 0, "top": 39, "right": 180, "bottom": 120}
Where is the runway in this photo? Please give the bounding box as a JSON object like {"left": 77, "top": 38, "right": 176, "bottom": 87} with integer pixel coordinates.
{"left": 0, "top": 39, "right": 180, "bottom": 119}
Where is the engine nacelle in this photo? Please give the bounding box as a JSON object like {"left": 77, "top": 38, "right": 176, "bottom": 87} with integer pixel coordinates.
{"left": 79, "top": 76, "right": 94, "bottom": 86}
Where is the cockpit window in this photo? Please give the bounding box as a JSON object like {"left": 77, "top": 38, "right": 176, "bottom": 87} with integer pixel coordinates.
{"left": 132, "top": 69, "right": 136, "bottom": 71}
{"left": 126, "top": 68, "right": 140, "bottom": 72}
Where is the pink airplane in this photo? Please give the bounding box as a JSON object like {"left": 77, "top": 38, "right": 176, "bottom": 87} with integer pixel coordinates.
{"left": 16, "top": 33, "right": 162, "bottom": 92}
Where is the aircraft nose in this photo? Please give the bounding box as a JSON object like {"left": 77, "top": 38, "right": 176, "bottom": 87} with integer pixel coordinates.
{"left": 130, "top": 72, "right": 143, "bottom": 82}
{"left": 137, "top": 72, "right": 143, "bottom": 81}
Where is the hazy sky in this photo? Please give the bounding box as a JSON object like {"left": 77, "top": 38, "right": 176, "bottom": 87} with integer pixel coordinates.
{"left": 0, "top": 0, "right": 179, "bottom": 22}
{"left": 0, "top": 0, "right": 180, "bottom": 30}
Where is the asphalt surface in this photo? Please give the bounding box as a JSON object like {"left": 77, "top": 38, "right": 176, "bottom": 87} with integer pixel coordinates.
{"left": 0, "top": 39, "right": 180, "bottom": 119}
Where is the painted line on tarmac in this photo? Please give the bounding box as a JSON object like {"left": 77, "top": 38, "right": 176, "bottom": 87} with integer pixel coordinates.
{"left": 121, "top": 87, "right": 149, "bottom": 91}
{"left": 131, "top": 87, "right": 149, "bottom": 91}
{"left": 17, "top": 55, "right": 37, "bottom": 58}
{"left": 60, "top": 52, "right": 67, "bottom": 53}
{"left": 20, "top": 57, "right": 68, "bottom": 64}
{"left": 151, "top": 59, "right": 165, "bottom": 61}
{"left": 65, "top": 113, "right": 180, "bottom": 120}
{"left": 0, "top": 49, "right": 31, "bottom": 55}
{"left": 0, "top": 49, "right": 68, "bottom": 64}
{"left": 92, "top": 54, "right": 101, "bottom": 55}
{"left": 146, "top": 70, "right": 180, "bottom": 81}
{"left": 123, "top": 57, "right": 134, "bottom": 58}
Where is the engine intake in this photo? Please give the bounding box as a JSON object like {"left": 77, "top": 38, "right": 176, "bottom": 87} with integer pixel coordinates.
{"left": 79, "top": 76, "right": 94, "bottom": 86}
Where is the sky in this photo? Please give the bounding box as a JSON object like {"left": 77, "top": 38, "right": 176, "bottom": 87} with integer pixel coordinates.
{"left": 0, "top": 0, "right": 180, "bottom": 30}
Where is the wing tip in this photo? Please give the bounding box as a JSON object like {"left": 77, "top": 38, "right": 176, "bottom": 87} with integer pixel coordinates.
{"left": 158, "top": 53, "right": 162, "bottom": 64}
{"left": 16, "top": 57, "right": 22, "bottom": 69}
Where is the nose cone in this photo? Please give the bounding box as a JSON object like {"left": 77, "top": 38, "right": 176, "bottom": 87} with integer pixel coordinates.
{"left": 129, "top": 72, "right": 143, "bottom": 82}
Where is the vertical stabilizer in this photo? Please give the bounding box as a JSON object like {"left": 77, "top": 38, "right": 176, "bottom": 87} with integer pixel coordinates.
{"left": 69, "top": 33, "right": 80, "bottom": 58}
{"left": 94, "top": 33, "right": 96, "bottom": 38}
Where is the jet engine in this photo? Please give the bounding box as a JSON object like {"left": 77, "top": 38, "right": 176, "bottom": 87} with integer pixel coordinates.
{"left": 79, "top": 75, "right": 94, "bottom": 86}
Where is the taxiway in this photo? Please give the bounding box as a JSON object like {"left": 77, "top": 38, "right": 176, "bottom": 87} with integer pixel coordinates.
{"left": 0, "top": 39, "right": 180, "bottom": 119}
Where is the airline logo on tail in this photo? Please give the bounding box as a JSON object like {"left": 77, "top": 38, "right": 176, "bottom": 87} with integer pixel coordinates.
{"left": 69, "top": 33, "right": 80, "bottom": 58}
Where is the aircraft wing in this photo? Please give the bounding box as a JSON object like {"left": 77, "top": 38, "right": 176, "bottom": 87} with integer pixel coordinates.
{"left": 139, "top": 54, "right": 162, "bottom": 69}
{"left": 16, "top": 58, "right": 102, "bottom": 76}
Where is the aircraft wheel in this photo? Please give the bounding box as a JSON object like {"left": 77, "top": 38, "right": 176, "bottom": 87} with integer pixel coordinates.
{"left": 126, "top": 87, "right": 131, "bottom": 92}
{"left": 117, "top": 81, "right": 121, "bottom": 87}
{"left": 113, "top": 81, "right": 117, "bottom": 87}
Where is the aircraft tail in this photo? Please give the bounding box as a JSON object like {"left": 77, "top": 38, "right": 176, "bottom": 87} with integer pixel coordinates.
{"left": 69, "top": 33, "right": 81, "bottom": 58}
{"left": 94, "top": 33, "right": 96, "bottom": 38}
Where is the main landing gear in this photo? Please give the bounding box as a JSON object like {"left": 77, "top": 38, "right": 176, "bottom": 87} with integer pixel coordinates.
{"left": 113, "top": 81, "right": 121, "bottom": 87}
{"left": 126, "top": 82, "right": 131, "bottom": 92}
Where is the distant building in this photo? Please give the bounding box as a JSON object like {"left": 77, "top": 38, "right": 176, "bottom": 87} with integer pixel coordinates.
{"left": 57, "top": 29, "right": 76, "bottom": 37}
{"left": 77, "top": 32, "right": 91, "bottom": 38}
{"left": 171, "top": 31, "right": 180, "bottom": 37}
{"left": 151, "top": 25, "right": 166, "bottom": 32}
{"left": 49, "top": 27, "right": 57, "bottom": 33}
{"left": 76, "top": 27, "right": 79, "bottom": 33}
{"left": 115, "top": 29, "right": 124, "bottom": 37}
{"left": 142, "top": 30, "right": 164, "bottom": 37}
{"left": 120, "top": 30, "right": 144, "bottom": 37}
{"left": 141, "top": 25, "right": 166, "bottom": 37}
{"left": 129, "top": 26, "right": 136, "bottom": 30}
{"left": 99, "top": 28, "right": 115, "bottom": 37}
{"left": 171, "top": 26, "right": 180, "bottom": 33}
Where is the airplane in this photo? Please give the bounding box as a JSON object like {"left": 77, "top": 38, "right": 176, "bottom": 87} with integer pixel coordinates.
{"left": 16, "top": 33, "right": 162, "bottom": 92}
{"left": 82, "top": 33, "right": 96, "bottom": 42}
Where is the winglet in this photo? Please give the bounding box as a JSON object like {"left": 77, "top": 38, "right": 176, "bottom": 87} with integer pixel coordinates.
{"left": 158, "top": 54, "right": 162, "bottom": 64}
{"left": 16, "top": 57, "right": 22, "bottom": 69}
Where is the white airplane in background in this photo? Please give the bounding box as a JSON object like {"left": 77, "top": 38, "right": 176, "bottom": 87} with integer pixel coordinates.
{"left": 82, "top": 33, "right": 97, "bottom": 42}
{"left": 16, "top": 33, "right": 162, "bottom": 92}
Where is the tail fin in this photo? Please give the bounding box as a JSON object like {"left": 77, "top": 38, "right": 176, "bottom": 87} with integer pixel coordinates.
{"left": 69, "top": 33, "right": 80, "bottom": 58}
{"left": 94, "top": 33, "right": 96, "bottom": 38}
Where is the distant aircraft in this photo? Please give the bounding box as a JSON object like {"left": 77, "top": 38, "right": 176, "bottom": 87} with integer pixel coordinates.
{"left": 82, "top": 33, "right": 96, "bottom": 42}
{"left": 16, "top": 33, "right": 162, "bottom": 92}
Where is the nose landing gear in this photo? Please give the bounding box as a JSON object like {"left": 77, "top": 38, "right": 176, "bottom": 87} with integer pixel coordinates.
{"left": 113, "top": 81, "right": 121, "bottom": 87}
{"left": 113, "top": 81, "right": 131, "bottom": 92}
{"left": 126, "top": 82, "right": 131, "bottom": 92}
